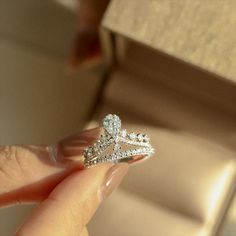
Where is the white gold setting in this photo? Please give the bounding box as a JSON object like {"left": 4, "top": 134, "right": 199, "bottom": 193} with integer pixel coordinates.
{"left": 84, "top": 114, "right": 154, "bottom": 167}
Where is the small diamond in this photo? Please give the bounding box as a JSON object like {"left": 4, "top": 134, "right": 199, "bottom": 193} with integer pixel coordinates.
{"left": 120, "top": 129, "right": 127, "bottom": 138}
{"left": 129, "top": 132, "right": 136, "bottom": 140}
{"left": 93, "top": 145, "right": 98, "bottom": 152}
{"left": 114, "top": 143, "right": 121, "bottom": 152}
{"left": 127, "top": 150, "right": 131, "bottom": 156}
{"left": 86, "top": 147, "right": 93, "bottom": 157}
{"left": 143, "top": 134, "right": 150, "bottom": 142}
{"left": 83, "top": 148, "right": 88, "bottom": 157}
{"left": 137, "top": 134, "right": 143, "bottom": 141}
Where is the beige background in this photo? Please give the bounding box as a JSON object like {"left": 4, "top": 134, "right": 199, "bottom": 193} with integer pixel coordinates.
{"left": 104, "top": 0, "right": 236, "bottom": 83}
{"left": 0, "top": 0, "right": 102, "bottom": 235}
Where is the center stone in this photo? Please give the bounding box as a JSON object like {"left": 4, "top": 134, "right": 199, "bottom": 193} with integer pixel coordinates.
{"left": 103, "top": 114, "right": 121, "bottom": 137}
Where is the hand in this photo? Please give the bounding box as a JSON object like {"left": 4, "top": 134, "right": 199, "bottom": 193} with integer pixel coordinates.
{"left": 0, "top": 128, "right": 128, "bottom": 236}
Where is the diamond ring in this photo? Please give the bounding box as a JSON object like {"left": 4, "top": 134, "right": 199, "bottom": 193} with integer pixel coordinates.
{"left": 83, "top": 114, "right": 154, "bottom": 168}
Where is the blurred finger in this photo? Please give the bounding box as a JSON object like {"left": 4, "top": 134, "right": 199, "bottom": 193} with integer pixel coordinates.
{"left": 57, "top": 128, "right": 102, "bottom": 160}
{"left": 68, "top": 0, "right": 110, "bottom": 71}
{"left": 16, "top": 163, "right": 128, "bottom": 236}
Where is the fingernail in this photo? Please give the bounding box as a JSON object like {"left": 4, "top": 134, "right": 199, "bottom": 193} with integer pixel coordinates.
{"left": 78, "top": 128, "right": 102, "bottom": 139}
{"left": 59, "top": 128, "right": 101, "bottom": 146}
{"left": 56, "top": 128, "right": 102, "bottom": 162}
{"left": 100, "top": 163, "right": 129, "bottom": 201}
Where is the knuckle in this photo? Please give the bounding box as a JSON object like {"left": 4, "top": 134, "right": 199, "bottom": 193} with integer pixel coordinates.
{"left": 0, "top": 146, "right": 26, "bottom": 179}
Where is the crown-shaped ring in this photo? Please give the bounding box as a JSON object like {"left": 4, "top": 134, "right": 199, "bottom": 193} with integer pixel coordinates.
{"left": 83, "top": 114, "right": 154, "bottom": 167}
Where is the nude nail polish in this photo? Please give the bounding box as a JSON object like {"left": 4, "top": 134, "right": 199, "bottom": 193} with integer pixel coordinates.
{"left": 100, "top": 163, "right": 129, "bottom": 201}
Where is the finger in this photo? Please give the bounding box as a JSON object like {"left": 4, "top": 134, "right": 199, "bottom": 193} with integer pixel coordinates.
{"left": 68, "top": 0, "right": 110, "bottom": 72}
{"left": 16, "top": 163, "right": 129, "bottom": 236}
{"left": 0, "top": 128, "right": 102, "bottom": 206}
{"left": 68, "top": 28, "right": 101, "bottom": 72}
{"left": 80, "top": 227, "right": 89, "bottom": 236}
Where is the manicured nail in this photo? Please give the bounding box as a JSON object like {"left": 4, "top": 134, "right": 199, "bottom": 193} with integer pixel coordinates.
{"left": 100, "top": 163, "right": 129, "bottom": 201}
{"left": 78, "top": 128, "right": 102, "bottom": 139}
{"left": 55, "top": 128, "right": 102, "bottom": 162}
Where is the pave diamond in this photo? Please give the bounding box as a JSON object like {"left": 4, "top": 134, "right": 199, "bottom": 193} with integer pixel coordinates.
{"left": 137, "top": 133, "right": 143, "bottom": 141}
{"left": 120, "top": 129, "right": 127, "bottom": 138}
{"left": 114, "top": 143, "right": 121, "bottom": 152}
{"left": 143, "top": 134, "right": 150, "bottom": 142}
{"left": 103, "top": 114, "right": 121, "bottom": 137}
{"left": 129, "top": 132, "right": 136, "bottom": 140}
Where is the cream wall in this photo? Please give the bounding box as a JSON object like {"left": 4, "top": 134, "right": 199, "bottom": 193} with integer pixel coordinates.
{"left": 0, "top": 1, "right": 101, "bottom": 235}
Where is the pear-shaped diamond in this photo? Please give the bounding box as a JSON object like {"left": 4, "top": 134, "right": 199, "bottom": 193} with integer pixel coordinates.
{"left": 103, "top": 114, "right": 121, "bottom": 137}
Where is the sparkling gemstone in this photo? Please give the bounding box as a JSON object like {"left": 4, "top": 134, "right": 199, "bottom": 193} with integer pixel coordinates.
{"left": 93, "top": 145, "right": 98, "bottom": 152}
{"left": 103, "top": 114, "right": 121, "bottom": 137}
{"left": 137, "top": 133, "right": 143, "bottom": 141}
{"left": 84, "top": 148, "right": 88, "bottom": 155}
{"left": 143, "top": 134, "right": 150, "bottom": 142}
{"left": 114, "top": 143, "right": 121, "bottom": 151}
{"left": 120, "top": 129, "right": 127, "bottom": 138}
{"left": 87, "top": 147, "right": 94, "bottom": 156}
{"left": 129, "top": 132, "right": 136, "bottom": 140}
{"left": 127, "top": 150, "right": 131, "bottom": 155}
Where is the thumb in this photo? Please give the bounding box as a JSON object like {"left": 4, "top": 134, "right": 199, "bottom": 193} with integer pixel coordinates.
{"left": 16, "top": 163, "right": 128, "bottom": 236}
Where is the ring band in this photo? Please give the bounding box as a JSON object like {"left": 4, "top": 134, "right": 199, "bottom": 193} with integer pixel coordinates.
{"left": 83, "top": 114, "right": 154, "bottom": 168}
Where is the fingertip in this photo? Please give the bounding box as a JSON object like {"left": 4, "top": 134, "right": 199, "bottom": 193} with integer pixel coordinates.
{"left": 57, "top": 127, "right": 103, "bottom": 161}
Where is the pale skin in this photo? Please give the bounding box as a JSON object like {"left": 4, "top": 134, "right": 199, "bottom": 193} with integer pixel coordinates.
{"left": 0, "top": 128, "right": 129, "bottom": 236}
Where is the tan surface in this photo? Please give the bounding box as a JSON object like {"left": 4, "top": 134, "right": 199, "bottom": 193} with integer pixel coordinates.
{"left": 89, "top": 125, "right": 236, "bottom": 236}
{"left": 103, "top": 0, "right": 236, "bottom": 82}
{"left": 116, "top": 40, "right": 236, "bottom": 115}
{"left": 0, "top": 37, "right": 103, "bottom": 145}
{"left": 103, "top": 69, "right": 236, "bottom": 151}
{"left": 90, "top": 189, "right": 202, "bottom": 236}
{"left": 0, "top": 0, "right": 75, "bottom": 57}
{"left": 0, "top": 0, "right": 103, "bottom": 145}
